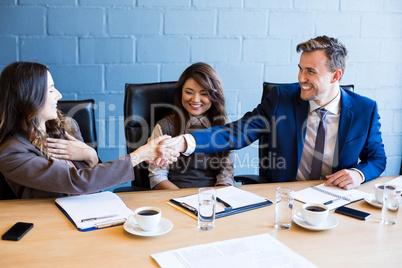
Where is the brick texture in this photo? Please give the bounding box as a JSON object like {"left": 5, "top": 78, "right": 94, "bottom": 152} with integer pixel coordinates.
{"left": 1, "top": 1, "right": 401, "bottom": 178}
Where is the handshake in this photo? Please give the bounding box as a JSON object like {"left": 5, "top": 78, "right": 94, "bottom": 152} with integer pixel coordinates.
{"left": 130, "top": 135, "right": 187, "bottom": 168}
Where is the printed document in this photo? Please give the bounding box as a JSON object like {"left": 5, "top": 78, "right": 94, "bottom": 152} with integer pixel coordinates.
{"left": 151, "top": 233, "right": 317, "bottom": 268}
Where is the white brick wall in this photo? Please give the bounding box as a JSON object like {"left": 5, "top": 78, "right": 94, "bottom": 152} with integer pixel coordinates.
{"left": 0, "top": 0, "right": 400, "bottom": 177}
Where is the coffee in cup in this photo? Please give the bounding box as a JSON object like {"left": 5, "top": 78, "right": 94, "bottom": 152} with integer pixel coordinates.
{"left": 128, "top": 206, "right": 161, "bottom": 232}
{"left": 374, "top": 183, "right": 386, "bottom": 204}
{"left": 300, "top": 203, "right": 329, "bottom": 226}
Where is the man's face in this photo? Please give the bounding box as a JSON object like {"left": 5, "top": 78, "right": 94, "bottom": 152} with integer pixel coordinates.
{"left": 298, "top": 50, "right": 339, "bottom": 106}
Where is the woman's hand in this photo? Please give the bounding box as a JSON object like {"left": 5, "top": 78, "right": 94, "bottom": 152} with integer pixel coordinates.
{"left": 130, "top": 135, "right": 180, "bottom": 168}
{"left": 47, "top": 133, "right": 99, "bottom": 168}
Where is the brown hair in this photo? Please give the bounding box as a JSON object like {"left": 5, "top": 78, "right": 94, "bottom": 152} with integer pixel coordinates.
{"left": 296, "top": 35, "right": 349, "bottom": 80}
{"left": 0, "top": 61, "right": 76, "bottom": 156}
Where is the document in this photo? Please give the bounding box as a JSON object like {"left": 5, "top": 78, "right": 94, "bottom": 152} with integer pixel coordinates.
{"left": 151, "top": 233, "right": 317, "bottom": 268}
{"left": 294, "top": 183, "right": 368, "bottom": 210}
{"left": 386, "top": 176, "right": 402, "bottom": 188}
{"left": 55, "top": 191, "right": 133, "bottom": 231}
{"left": 169, "top": 186, "right": 272, "bottom": 219}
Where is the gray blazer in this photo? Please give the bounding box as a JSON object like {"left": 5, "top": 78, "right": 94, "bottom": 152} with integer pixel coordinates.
{"left": 0, "top": 121, "right": 134, "bottom": 198}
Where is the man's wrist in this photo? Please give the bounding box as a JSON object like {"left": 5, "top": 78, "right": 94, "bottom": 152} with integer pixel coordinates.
{"left": 182, "top": 134, "right": 196, "bottom": 156}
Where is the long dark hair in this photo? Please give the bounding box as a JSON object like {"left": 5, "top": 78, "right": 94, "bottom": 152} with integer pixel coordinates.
{"left": 170, "top": 62, "right": 230, "bottom": 171}
{"left": 0, "top": 62, "right": 75, "bottom": 156}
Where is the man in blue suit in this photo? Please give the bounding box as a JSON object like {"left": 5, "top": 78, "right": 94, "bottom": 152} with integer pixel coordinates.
{"left": 159, "top": 36, "right": 386, "bottom": 190}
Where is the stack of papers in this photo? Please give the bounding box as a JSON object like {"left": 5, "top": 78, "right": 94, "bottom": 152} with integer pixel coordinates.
{"left": 151, "top": 233, "right": 317, "bottom": 268}
{"left": 55, "top": 191, "right": 133, "bottom": 231}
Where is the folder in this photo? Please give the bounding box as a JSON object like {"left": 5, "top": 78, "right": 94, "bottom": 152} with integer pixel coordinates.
{"left": 55, "top": 191, "right": 133, "bottom": 232}
{"left": 168, "top": 186, "right": 272, "bottom": 219}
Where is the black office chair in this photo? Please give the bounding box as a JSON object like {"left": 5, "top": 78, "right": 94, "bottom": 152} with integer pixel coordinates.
{"left": 58, "top": 99, "right": 98, "bottom": 151}
{"left": 113, "top": 82, "right": 177, "bottom": 192}
{"left": 235, "top": 82, "right": 355, "bottom": 184}
{"left": 0, "top": 99, "right": 98, "bottom": 200}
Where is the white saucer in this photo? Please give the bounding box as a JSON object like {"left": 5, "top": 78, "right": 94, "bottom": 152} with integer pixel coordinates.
{"left": 124, "top": 217, "right": 173, "bottom": 237}
{"left": 364, "top": 193, "right": 382, "bottom": 208}
{"left": 292, "top": 213, "right": 338, "bottom": 231}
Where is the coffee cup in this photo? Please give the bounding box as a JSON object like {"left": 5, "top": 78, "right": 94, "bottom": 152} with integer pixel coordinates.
{"left": 128, "top": 206, "right": 161, "bottom": 232}
{"left": 299, "top": 203, "right": 329, "bottom": 226}
{"left": 374, "top": 183, "right": 386, "bottom": 204}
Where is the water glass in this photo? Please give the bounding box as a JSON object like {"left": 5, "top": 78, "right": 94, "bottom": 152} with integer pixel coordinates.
{"left": 381, "top": 185, "right": 401, "bottom": 225}
{"left": 275, "top": 187, "right": 294, "bottom": 229}
{"left": 198, "top": 187, "right": 216, "bottom": 230}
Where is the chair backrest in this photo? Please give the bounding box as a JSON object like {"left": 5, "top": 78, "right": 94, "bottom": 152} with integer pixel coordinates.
{"left": 124, "top": 82, "right": 177, "bottom": 189}
{"left": 258, "top": 82, "right": 354, "bottom": 177}
{"left": 58, "top": 99, "right": 97, "bottom": 152}
{"left": 0, "top": 99, "right": 98, "bottom": 200}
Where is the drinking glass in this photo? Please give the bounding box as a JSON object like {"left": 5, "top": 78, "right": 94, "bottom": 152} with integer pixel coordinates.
{"left": 381, "top": 185, "right": 401, "bottom": 225}
{"left": 198, "top": 187, "right": 216, "bottom": 230}
{"left": 275, "top": 187, "right": 294, "bottom": 229}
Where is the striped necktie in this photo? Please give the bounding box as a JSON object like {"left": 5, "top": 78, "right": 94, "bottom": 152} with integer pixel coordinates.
{"left": 310, "top": 108, "right": 329, "bottom": 180}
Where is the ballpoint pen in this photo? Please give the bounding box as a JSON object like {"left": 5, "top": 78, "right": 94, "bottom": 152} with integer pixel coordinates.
{"left": 324, "top": 198, "right": 341, "bottom": 205}
{"left": 217, "top": 197, "right": 232, "bottom": 211}
{"left": 81, "top": 214, "right": 118, "bottom": 222}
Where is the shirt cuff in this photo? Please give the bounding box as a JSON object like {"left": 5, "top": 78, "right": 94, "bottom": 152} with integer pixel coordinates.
{"left": 351, "top": 168, "right": 365, "bottom": 183}
{"left": 182, "top": 134, "right": 196, "bottom": 156}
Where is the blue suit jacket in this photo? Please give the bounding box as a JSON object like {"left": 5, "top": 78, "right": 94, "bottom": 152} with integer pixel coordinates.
{"left": 192, "top": 83, "right": 386, "bottom": 183}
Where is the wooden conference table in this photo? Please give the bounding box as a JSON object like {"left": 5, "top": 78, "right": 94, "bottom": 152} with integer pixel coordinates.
{"left": 0, "top": 176, "right": 401, "bottom": 267}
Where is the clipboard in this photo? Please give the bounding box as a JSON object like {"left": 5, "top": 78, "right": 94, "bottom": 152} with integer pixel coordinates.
{"left": 168, "top": 186, "right": 272, "bottom": 219}
{"left": 55, "top": 191, "right": 133, "bottom": 232}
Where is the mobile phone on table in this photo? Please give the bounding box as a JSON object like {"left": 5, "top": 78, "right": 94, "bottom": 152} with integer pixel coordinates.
{"left": 2, "top": 222, "right": 34, "bottom": 241}
{"left": 334, "top": 206, "right": 371, "bottom": 221}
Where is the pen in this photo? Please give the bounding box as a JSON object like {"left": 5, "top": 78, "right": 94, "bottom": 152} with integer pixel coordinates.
{"left": 324, "top": 198, "right": 341, "bottom": 205}
{"left": 81, "top": 214, "right": 118, "bottom": 222}
{"left": 217, "top": 197, "right": 232, "bottom": 211}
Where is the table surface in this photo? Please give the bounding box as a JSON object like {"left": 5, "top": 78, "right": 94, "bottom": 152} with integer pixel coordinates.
{"left": 1, "top": 176, "right": 401, "bottom": 267}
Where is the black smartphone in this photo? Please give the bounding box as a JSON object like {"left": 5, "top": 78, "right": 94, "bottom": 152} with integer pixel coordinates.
{"left": 2, "top": 222, "right": 34, "bottom": 241}
{"left": 334, "top": 206, "right": 371, "bottom": 220}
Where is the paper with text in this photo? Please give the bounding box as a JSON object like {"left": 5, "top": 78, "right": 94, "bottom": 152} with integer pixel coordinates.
{"left": 151, "top": 233, "right": 317, "bottom": 268}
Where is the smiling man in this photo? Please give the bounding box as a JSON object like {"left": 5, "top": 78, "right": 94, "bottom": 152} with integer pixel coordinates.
{"left": 159, "top": 36, "right": 386, "bottom": 190}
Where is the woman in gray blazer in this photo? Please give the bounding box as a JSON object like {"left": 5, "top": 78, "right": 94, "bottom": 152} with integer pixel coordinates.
{"left": 0, "top": 62, "right": 178, "bottom": 198}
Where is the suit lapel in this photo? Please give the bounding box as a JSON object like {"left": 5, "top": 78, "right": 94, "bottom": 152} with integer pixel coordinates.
{"left": 334, "top": 89, "right": 354, "bottom": 170}
{"left": 295, "top": 95, "right": 309, "bottom": 170}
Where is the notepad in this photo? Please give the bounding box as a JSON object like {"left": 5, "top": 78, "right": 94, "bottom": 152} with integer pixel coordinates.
{"left": 294, "top": 183, "right": 368, "bottom": 210}
{"left": 168, "top": 186, "right": 272, "bottom": 219}
{"left": 55, "top": 191, "right": 133, "bottom": 231}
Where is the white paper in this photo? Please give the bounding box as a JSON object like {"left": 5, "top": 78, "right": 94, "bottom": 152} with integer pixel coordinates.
{"left": 294, "top": 183, "right": 368, "bottom": 210}
{"left": 55, "top": 191, "right": 133, "bottom": 230}
{"left": 151, "top": 233, "right": 317, "bottom": 268}
{"left": 385, "top": 176, "right": 402, "bottom": 188}
{"left": 172, "top": 186, "right": 268, "bottom": 213}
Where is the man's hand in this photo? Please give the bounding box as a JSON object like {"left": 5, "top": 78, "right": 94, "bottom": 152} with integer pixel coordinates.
{"left": 131, "top": 135, "right": 180, "bottom": 168}
{"left": 325, "top": 169, "right": 363, "bottom": 190}
{"left": 157, "top": 135, "right": 187, "bottom": 156}
{"left": 151, "top": 135, "right": 187, "bottom": 167}
{"left": 47, "top": 133, "right": 99, "bottom": 167}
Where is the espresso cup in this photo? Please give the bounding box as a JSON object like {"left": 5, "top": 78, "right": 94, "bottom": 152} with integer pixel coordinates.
{"left": 374, "top": 183, "right": 386, "bottom": 204}
{"left": 128, "top": 206, "right": 161, "bottom": 232}
{"left": 300, "top": 203, "right": 329, "bottom": 226}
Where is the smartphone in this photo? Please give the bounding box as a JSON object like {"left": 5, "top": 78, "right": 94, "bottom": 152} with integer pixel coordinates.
{"left": 2, "top": 222, "right": 34, "bottom": 241}
{"left": 334, "top": 206, "right": 371, "bottom": 220}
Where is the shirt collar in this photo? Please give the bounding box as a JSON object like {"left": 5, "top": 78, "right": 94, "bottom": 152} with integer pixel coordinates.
{"left": 309, "top": 87, "right": 341, "bottom": 115}
{"left": 188, "top": 115, "right": 211, "bottom": 128}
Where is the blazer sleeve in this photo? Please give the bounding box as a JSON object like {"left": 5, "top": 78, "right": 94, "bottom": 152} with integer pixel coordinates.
{"left": 0, "top": 136, "right": 134, "bottom": 197}
{"left": 192, "top": 86, "right": 281, "bottom": 154}
{"left": 352, "top": 102, "right": 386, "bottom": 181}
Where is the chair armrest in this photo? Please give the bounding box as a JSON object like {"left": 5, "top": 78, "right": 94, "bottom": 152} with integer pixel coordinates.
{"left": 113, "top": 185, "right": 151, "bottom": 193}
